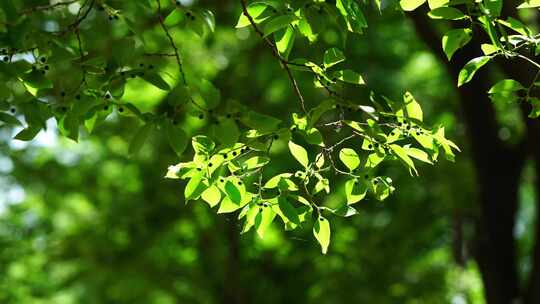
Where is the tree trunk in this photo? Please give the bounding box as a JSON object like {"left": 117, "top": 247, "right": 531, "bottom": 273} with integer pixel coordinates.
{"left": 409, "top": 10, "right": 527, "bottom": 304}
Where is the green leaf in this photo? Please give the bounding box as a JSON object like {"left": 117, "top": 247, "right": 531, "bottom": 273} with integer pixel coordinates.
{"left": 278, "top": 196, "right": 300, "bottom": 225}
{"left": 167, "top": 122, "right": 188, "bottom": 156}
{"left": 458, "top": 56, "right": 491, "bottom": 87}
{"left": 488, "top": 79, "right": 525, "bottom": 94}
{"left": 428, "top": 0, "right": 449, "bottom": 9}
{"left": 336, "top": 0, "right": 367, "bottom": 33}
{"left": 263, "top": 15, "right": 296, "bottom": 37}
{"left": 236, "top": 3, "right": 272, "bottom": 28}
{"left": 241, "top": 111, "right": 281, "bottom": 133}
{"left": 211, "top": 118, "right": 240, "bottom": 146}
{"left": 333, "top": 205, "right": 359, "bottom": 217}
{"left": 442, "top": 28, "right": 472, "bottom": 60}
{"left": 390, "top": 144, "right": 418, "bottom": 174}
{"left": 14, "top": 126, "right": 40, "bottom": 141}
{"left": 517, "top": 0, "right": 540, "bottom": 9}
{"left": 333, "top": 70, "right": 365, "bottom": 85}
{"left": 185, "top": 172, "right": 204, "bottom": 201}
{"left": 225, "top": 181, "right": 242, "bottom": 204}
{"left": 308, "top": 99, "right": 335, "bottom": 129}
{"left": 192, "top": 135, "right": 215, "bottom": 156}
{"left": 129, "top": 123, "right": 153, "bottom": 155}
{"left": 0, "top": 112, "right": 22, "bottom": 126}
{"left": 339, "top": 148, "right": 360, "bottom": 171}
{"left": 288, "top": 141, "right": 309, "bottom": 168}
{"left": 481, "top": 44, "right": 499, "bottom": 55}
{"left": 323, "top": 48, "right": 345, "bottom": 68}
{"left": 345, "top": 179, "right": 368, "bottom": 204}
{"left": 201, "top": 185, "right": 221, "bottom": 207}
{"left": 400, "top": 0, "right": 427, "bottom": 11}
{"left": 529, "top": 98, "right": 540, "bottom": 118}
{"left": 264, "top": 173, "right": 293, "bottom": 189}
{"left": 218, "top": 195, "right": 250, "bottom": 214}
{"left": 404, "top": 147, "right": 433, "bottom": 164}
{"left": 428, "top": 7, "right": 466, "bottom": 20}
{"left": 497, "top": 17, "right": 531, "bottom": 36}
{"left": 141, "top": 73, "right": 171, "bottom": 91}
{"left": 483, "top": 0, "right": 503, "bottom": 17}
{"left": 313, "top": 216, "right": 331, "bottom": 254}
{"left": 403, "top": 92, "right": 423, "bottom": 122}
{"left": 275, "top": 26, "right": 296, "bottom": 60}
{"left": 243, "top": 156, "right": 270, "bottom": 170}
{"left": 255, "top": 206, "right": 276, "bottom": 238}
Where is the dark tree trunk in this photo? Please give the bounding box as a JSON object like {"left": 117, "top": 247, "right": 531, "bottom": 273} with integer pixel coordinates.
{"left": 408, "top": 9, "right": 529, "bottom": 304}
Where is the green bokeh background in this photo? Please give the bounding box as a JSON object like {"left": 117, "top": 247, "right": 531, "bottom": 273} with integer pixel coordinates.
{"left": 0, "top": 1, "right": 534, "bottom": 303}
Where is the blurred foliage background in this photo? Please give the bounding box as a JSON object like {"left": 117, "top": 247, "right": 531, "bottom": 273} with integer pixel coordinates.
{"left": 1, "top": 0, "right": 536, "bottom": 303}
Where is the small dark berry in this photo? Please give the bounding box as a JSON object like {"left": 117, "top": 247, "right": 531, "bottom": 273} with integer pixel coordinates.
{"left": 220, "top": 178, "right": 225, "bottom": 183}
{"left": 198, "top": 114, "right": 204, "bottom": 119}
{"left": 197, "top": 168, "right": 202, "bottom": 171}
{"left": 44, "top": 65, "right": 49, "bottom": 70}
{"left": 232, "top": 151, "right": 237, "bottom": 156}
{"left": 3, "top": 56, "right": 9, "bottom": 62}
{"left": 103, "top": 105, "right": 109, "bottom": 111}
{"left": 208, "top": 163, "right": 213, "bottom": 167}
{"left": 10, "top": 108, "right": 16, "bottom": 114}
{"left": 118, "top": 107, "right": 124, "bottom": 113}
{"left": 222, "top": 154, "right": 227, "bottom": 159}
{"left": 108, "top": 15, "right": 113, "bottom": 20}
{"left": 114, "top": 15, "right": 119, "bottom": 20}
{"left": 319, "top": 217, "right": 325, "bottom": 221}
{"left": 368, "top": 144, "right": 373, "bottom": 149}
{"left": 40, "top": 57, "right": 46, "bottom": 63}
{"left": 273, "top": 135, "right": 279, "bottom": 140}
{"left": 237, "top": 181, "right": 242, "bottom": 186}
{"left": 41, "top": 70, "right": 46, "bottom": 75}
{"left": 364, "top": 174, "right": 369, "bottom": 179}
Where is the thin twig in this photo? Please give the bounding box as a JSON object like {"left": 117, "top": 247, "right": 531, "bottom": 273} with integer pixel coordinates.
{"left": 239, "top": 0, "right": 307, "bottom": 114}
